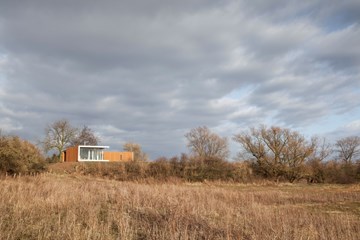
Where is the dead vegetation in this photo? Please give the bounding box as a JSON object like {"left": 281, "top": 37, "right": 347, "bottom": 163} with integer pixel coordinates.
{"left": 0, "top": 174, "right": 359, "bottom": 240}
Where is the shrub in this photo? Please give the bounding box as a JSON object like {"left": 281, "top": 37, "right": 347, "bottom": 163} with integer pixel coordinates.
{"left": 231, "top": 161, "right": 254, "bottom": 182}
{"left": 0, "top": 134, "right": 46, "bottom": 175}
{"left": 175, "top": 156, "right": 241, "bottom": 182}
{"left": 306, "top": 160, "right": 360, "bottom": 184}
{"left": 46, "top": 153, "right": 59, "bottom": 163}
{"left": 146, "top": 157, "right": 172, "bottom": 179}
{"left": 332, "top": 162, "right": 358, "bottom": 184}
{"left": 201, "top": 157, "right": 235, "bottom": 181}
{"left": 125, "top": 161, "right": 145, "bottom": 180}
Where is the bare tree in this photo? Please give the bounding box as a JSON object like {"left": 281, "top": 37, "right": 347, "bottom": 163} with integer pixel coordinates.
{"left": 123, "top": 142, "right": 148, "bottom": 161}
{"left": 43, "top": 119, "right": 77, "bottom": 162}
{"left": 233, "top": 125, "right": 315, "bottom": 182}
{"left": 335, "top": 136, "right": 360, "bottom": 164}
{"left": 71, "top": 125, "right": 100, "bottom": 146}
{"left": 305, "top": 137, "right": 332, "bottom": 183}
{"left": 185, "top": 126, "right": 229, "bottom": 160}
{"left": 309, "top": 137, "right": 332, "bottom": 162}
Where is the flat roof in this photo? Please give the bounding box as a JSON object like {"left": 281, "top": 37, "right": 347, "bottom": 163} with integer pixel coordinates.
{"left": 78, "top": 145, "right": 110, "bottom": 149}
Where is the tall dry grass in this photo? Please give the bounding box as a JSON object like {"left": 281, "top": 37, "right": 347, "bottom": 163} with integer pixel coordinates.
{"left": 0, "top": 174, "right": 359, "bottom": 240}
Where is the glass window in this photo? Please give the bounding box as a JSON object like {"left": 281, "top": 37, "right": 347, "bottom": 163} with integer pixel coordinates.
{"left": 80, "top": 147, "right": 104, "bottom": 160}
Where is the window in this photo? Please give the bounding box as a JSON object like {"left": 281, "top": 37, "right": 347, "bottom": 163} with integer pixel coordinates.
{"left": 80, "top": 147, "right": 104, "bottom": 160}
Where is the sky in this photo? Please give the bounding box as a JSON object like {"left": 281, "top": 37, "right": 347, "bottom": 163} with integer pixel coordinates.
{"left": 0, "top": 0, "right": 359, "bottom": 159}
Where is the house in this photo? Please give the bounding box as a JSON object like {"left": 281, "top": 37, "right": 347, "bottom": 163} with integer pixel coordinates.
{"left": 62, "top": 145, "right": 134, "bottom": 162}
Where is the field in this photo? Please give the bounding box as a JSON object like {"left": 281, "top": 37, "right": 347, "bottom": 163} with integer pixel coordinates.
{"left": 0, "top": 174, "right": 359, "bottom": 240}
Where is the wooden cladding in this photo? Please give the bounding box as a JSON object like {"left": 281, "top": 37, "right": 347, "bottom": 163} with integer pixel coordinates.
{"left": 62, "top": 145, "right": 134, "bottom": 162}
{"left": 104, "top": 152, "right": 134, "bottom": 162}
{"left": 62, "top": 146, "right": 78, "bottom": 162}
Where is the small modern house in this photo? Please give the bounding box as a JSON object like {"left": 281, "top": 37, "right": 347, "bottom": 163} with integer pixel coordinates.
{"left": 62, "top": 145, "right": 134, "bottom": 162}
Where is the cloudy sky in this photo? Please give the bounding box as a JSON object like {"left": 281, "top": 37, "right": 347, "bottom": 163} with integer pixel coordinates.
{"left": 0, "top": 0, "right": 359, "bottom": 159}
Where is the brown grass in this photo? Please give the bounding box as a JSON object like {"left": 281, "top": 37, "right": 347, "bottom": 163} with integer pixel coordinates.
{"left": 0, "top": 174, "right": 359, "bottom": 240}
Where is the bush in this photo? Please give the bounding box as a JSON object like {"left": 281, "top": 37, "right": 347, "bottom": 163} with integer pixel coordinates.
{"left": 304, "top": 160, "right": 360, "bottom": 184}
{"left": 166, "top": 156, "right": 249, "bottom": 182}
{"left": 146, "top": 158, "right": 172, "bottom": 179}
{"left": 201, "top": 157, "right": 235, "bottom": 181}
{"left": 125, "top": 161, "right": 145, "bottom": 180}
{"left": 46, "top": 153, "right": 60, "bottom": 163}
{"left": 328, "top": 162, "right": 358, "bottom": 184}
{"left": 0, "top": 134, "right": 46, "bottom": 175}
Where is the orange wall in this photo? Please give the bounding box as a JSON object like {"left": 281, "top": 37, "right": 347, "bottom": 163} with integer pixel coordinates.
{"left": 63, "top": 146, "right": 133, "bottom": 162}
{"left": 63, "top": 146, "right": 78, "bottom": 162}
{"left": 104, "top": 152, "right": 134, "bottom": 162}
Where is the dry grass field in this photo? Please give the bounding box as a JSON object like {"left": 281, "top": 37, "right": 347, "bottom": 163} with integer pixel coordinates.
{"left": 0, "top": 174, "right": 359, "bottom": 240}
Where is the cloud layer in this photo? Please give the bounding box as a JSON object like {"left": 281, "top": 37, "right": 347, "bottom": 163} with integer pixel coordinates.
{"left": 0, "top": 0, "right": 359, "bottom": 158}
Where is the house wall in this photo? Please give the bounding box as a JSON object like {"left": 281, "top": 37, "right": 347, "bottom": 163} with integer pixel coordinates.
{"left": 64, "top": 146, "right": 78, "bottom": 162}
{"left": 104, "top": 152, "right": 134, "bottom": 162}
{"left": 62, "top": 146, "right": 133, "bottom": 162}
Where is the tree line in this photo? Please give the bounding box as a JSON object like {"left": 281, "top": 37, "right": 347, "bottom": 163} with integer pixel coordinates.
{"left": 0, "top": 120, "right": 359, "bottom": 183}
{"left": 185, "top": 125, "right": 360, "bottom": 183}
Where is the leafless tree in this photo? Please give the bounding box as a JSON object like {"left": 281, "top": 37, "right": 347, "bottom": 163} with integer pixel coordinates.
{"left": 233, "top": 125, "right": 316, "bottom": 182}
{"left": 305, "top": 137, "right": 332, "bottom": 183}
{"left": 185, "top": 126, "right": 229, "bottom": 160}
{"left": 335, "top": 136, "right": 360, "bottom": 164}
{"left": 309, "top": 137, "right": 332, "bottom": 162}
{"left": 43, "top": 119, "right": 77, "bottom": 162}
{"left": 71, "top": 125, "right": 100, "bottom": 146}
{"left": 123, "top": 142, "right": 148, "bottom": 161}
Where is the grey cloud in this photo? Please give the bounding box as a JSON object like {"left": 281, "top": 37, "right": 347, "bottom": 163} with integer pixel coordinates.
{"left": 309, "top": 25, "right": 360, "bottom": 70}
{"left": 0, "top": 0, "right": 359, "bottom": 158}
{"left": 0, "top": 0, "right": 235, "bottom": 72}
{"left": 313, "top": 0, "right": 360, "bottom": 30}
